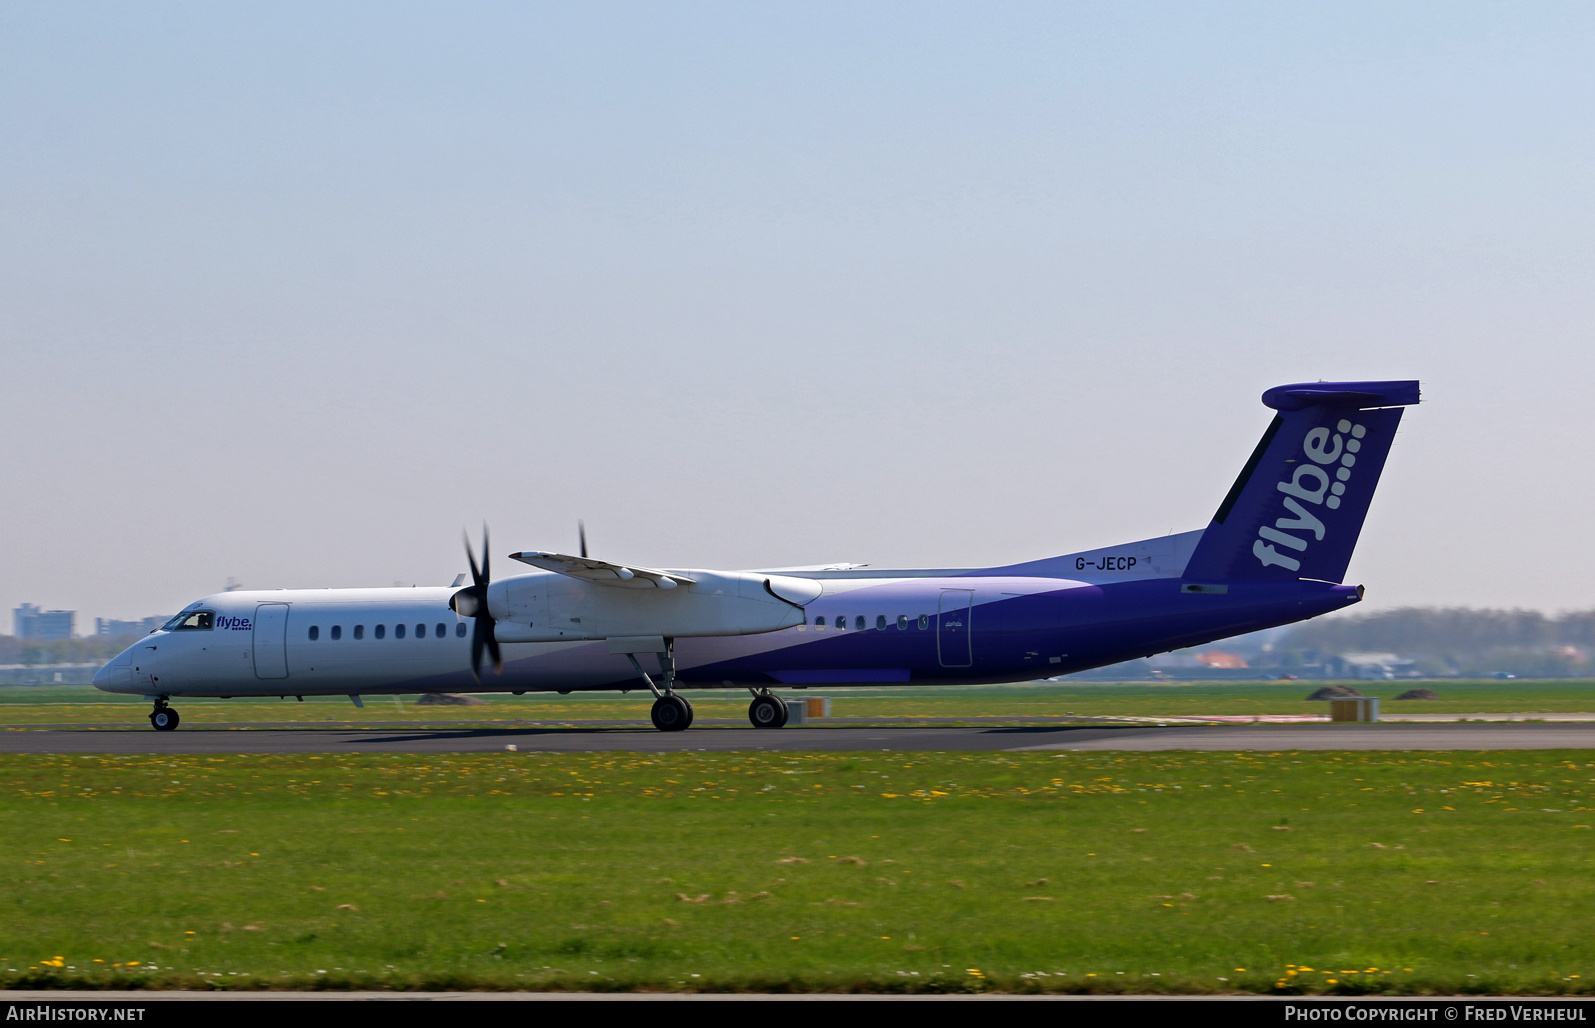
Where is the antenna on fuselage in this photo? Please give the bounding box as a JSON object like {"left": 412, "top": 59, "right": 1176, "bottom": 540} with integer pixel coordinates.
{"left": 579, "top": 520, "right": 588, "bottom": 559}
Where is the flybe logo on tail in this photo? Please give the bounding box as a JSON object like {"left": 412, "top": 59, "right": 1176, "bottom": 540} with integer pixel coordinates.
{"left": 1253, "top": 419, "right": 1366, "bottom": 573}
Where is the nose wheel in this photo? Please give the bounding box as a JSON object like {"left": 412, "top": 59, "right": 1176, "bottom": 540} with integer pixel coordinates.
{"left": 149, "top": 701, "right": 180, "bottom": 731}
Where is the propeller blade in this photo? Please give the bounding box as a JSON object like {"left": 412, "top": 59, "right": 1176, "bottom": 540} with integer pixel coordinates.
{"left": 464, "top": 531, "right": 483, "bottom": 588}
{"left": 470, "top": 621, "right": 486, "bottom": 682}
{"left": 578, "top": 520, "right": 588, "bottom": 559}
{"left": 461, "top": 525, "right": 497, "bottom": 680}
{"left": 484, "top": 620, "right": 503, "bottom": 674}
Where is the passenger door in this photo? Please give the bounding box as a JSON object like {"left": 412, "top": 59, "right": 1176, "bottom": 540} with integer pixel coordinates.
{"left": 253, "top": 603, "right": 290, "bottom": 679}
{"left": 937, "top": 589, "right": 974, "bottom": 668}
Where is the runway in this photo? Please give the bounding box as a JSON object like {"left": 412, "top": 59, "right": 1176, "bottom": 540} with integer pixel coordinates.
{"left": 2, "top": 721, "right": 1594, "bottom": 754}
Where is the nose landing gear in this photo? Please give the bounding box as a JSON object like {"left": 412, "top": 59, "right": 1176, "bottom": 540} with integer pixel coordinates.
{"left": 149, "top": 699, "right": 180, "bottom": 732}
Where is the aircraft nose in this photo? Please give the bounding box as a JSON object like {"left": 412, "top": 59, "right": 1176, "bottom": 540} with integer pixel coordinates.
{"left": 92, "top": 647, "right": 137, "bottom": 692}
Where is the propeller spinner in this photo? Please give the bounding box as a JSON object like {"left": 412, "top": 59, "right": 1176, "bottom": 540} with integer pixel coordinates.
{"left": 449, "top": 527, "right": 502, "bottom": 680}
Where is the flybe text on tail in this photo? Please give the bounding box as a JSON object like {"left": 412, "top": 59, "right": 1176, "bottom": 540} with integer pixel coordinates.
{"left": 1182, "top": 380, "right": 1419, "bottom": 586}
{"left": 1253, "top": 418, "right": 1371, "bottom": 573}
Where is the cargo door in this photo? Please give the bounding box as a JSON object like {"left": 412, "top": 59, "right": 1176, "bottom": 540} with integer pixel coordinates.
{"left": 937, "top": 589, "right": 974, "bottom": 668}
{"left": 253, "top": 603, "right": 290, "bottom": 679}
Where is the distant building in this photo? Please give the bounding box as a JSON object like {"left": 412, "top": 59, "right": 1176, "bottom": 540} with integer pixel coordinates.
{"left": 14, "top": 604, "right": 75, "bottom": 641}
{"left": 1193, "top": 649, "right": 1248, "bottom": 669}
{"left": 1337, "top": 652, "right": 1414, "bottom": 680}
{"left": 95, "top": 616, "right": 164, "bottom": 637}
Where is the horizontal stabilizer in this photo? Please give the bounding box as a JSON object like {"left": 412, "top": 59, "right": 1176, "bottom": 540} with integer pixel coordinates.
{"left": 508, "top": 551, "right": 695, "bottom": 590}
{"left": 1262, "top": 380, "right": 1421, "bottom": 411}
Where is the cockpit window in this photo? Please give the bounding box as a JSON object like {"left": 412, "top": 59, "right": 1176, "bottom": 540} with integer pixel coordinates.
{"left": 164, "top": 610, "right": 214, "bottom": 631}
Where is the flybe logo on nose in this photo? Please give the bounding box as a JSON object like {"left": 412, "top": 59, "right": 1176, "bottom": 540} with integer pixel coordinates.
{"left": 217, "top": 615, "right": 253, "bottom": 631}
{"left": 1253, "top": 419, "right": 1366, "bottom": 573}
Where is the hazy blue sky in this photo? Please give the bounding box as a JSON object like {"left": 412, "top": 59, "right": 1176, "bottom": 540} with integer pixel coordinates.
{"left": 3, "top": 2, "right": 1593, "bottom": 626}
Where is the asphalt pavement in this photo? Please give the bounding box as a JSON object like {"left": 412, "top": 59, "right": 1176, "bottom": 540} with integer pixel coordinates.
{"left": 2, "top": 721, "right": 1593, "bottom": 754}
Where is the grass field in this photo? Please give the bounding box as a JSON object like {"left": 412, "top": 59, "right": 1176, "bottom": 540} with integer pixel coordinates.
{"left": 4, "top": 748, "right": 1595, "bottom": 994}
{"left": 4, "top": 679, "right": 1595, "bottom": 728}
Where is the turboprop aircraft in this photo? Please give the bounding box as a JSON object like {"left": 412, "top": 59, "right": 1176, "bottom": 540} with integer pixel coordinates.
{"left": 94, "top": 379, "right": 1419, "bottom": 732}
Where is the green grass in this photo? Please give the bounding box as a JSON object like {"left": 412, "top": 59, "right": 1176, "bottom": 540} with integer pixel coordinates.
{"left": 4, "top": 749, "right": 1595, "bottom": 993}
{"left": 4, "top": 679, "right": 1595, "bottom": 728}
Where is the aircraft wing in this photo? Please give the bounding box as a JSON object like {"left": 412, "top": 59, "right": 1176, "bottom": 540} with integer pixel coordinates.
{"left": 508, "top": 551, "right": 696, "bottom": 590}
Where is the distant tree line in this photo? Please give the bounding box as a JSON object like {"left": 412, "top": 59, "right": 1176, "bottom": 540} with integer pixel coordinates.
{"left": 0, "top": 635, "right": 143, "bottom": 666}
{"left": 1277, "top": 607, "right": 1595, "bottom": 677}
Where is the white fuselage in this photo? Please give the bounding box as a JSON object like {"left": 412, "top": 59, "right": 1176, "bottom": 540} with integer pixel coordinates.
{"left": 95, "top": 587, "right": 478, "bottom": 697}
{"left": 91, "top": 530, "right": 1247, "bottom": 700}
{"left": 91, "top": 563, "right": 824, "bottom": 698}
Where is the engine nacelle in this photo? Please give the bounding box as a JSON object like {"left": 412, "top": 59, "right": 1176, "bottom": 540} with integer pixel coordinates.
{"left": 489, "top": 570, "right": 820, "bottom": 644}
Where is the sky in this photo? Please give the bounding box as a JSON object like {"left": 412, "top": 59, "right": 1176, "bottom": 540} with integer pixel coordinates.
{"left": 2, "top": 2, "right": 1593, "bottom": 628}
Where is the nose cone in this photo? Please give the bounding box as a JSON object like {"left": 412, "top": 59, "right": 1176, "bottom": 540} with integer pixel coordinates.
{"left": 92, "top": 645, "right": 137, "bottom": 693}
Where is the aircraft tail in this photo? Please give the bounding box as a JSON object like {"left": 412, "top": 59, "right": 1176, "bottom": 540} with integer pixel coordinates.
{"left": 1181, "top": 380, "right": 1419, "bottom": 585}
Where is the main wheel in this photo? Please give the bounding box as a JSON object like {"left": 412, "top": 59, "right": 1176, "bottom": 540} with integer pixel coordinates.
{"left": 650, "top": 695, "right": 691, "bottom": 732}
{"left": 680, "top": 697, "right": 694, "bottom": 729}
{"left": 748, "top": 694, "right": 785, "bottom": 729}
{"left": 150, "top": 708, "right": 180, "bottom": 731}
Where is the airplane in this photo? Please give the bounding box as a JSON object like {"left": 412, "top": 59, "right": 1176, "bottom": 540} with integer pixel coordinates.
{"left": 94, "top": 379, "right": 1419, "bottom": 732}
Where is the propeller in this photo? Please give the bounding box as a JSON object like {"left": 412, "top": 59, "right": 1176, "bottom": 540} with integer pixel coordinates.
{"left": 449, "top": 526, "right": 502, "bottom": 681}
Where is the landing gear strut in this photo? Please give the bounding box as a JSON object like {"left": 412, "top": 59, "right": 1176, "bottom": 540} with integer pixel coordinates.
{"left": 149, "top": 698, "right": 180, "bottom": 732}
{"left": 623, "top": 639, "right": 693, "bottom": 733}
{"left": 747, "top": 692, "right": 787, "bottom": 729}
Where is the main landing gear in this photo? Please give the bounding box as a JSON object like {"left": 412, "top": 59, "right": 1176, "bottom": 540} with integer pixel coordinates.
{"left": 149, "top": 698, "right": 180, "bottom": 732}
{"left": 622, "top": 639, "right": 694, "bottom": 733}
{"left": 747, "top": 691, "right": 788, "bottom": 729}
{"left": 651, "top": 694, "right": 694, "bottom": 732}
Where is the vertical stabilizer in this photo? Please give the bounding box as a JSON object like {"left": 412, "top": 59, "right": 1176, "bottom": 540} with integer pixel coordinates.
{"left": 1182, "top": 380, "right": 1419, "bottom": 584}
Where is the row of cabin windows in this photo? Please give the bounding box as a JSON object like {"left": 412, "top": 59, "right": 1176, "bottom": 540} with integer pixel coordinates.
{"left": 307, "top": 622, "right": 468, "bottom": 642}
{"left": 808, "top": 614, "right": 931, "bottom": 631}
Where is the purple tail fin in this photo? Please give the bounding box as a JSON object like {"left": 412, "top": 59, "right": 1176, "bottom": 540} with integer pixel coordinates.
{"left": 1182, "top": 380, "right": 1420, "bottom": 584}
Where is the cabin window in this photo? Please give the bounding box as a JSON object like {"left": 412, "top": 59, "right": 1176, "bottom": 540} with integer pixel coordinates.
{"left": 919, "top": 614, "right": 930, "bottom": 630}
{"left": 394, "top": 623, "right": 405, "bottom": 639}
{"left": 835, "top": 616, "right": 845, "bottom": 631}
{"left": 354, "top": 625, "right": 365, "bottom": 640}
{"left": 876, "top": 615, "right": 887, "bottom": 631}
{"left": 167, "top": 610, "right": 214, "bottom": 631}
{"left": 897, "top": 615, "right": 908, "bottom": 630}
{"left": 455, "top": 622, "right": 467, "bottom": 638}
{"left": 855, "top": 615, "right": 867, "bottom": 631}
{"left": 374, "top": 624, "right": 386, "bottom": 640}
{"left": 416, "top": 623, "right": 426, "bottom": 638}
{"left": 308, "top": 625, "right": 320, "bottom": 641}
{"left": 813, "top": 616, "right": 826, "bottom": 628}
{"left": 331, "top": 625, "right": 342, "bottom": 641}
{"left": 436, "top": 623, "right": 447, "bottom": 638}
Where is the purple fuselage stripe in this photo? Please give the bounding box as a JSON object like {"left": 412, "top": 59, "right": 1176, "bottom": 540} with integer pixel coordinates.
{"left": 385, "top": 576, "right": 1357, "bottom": 693}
